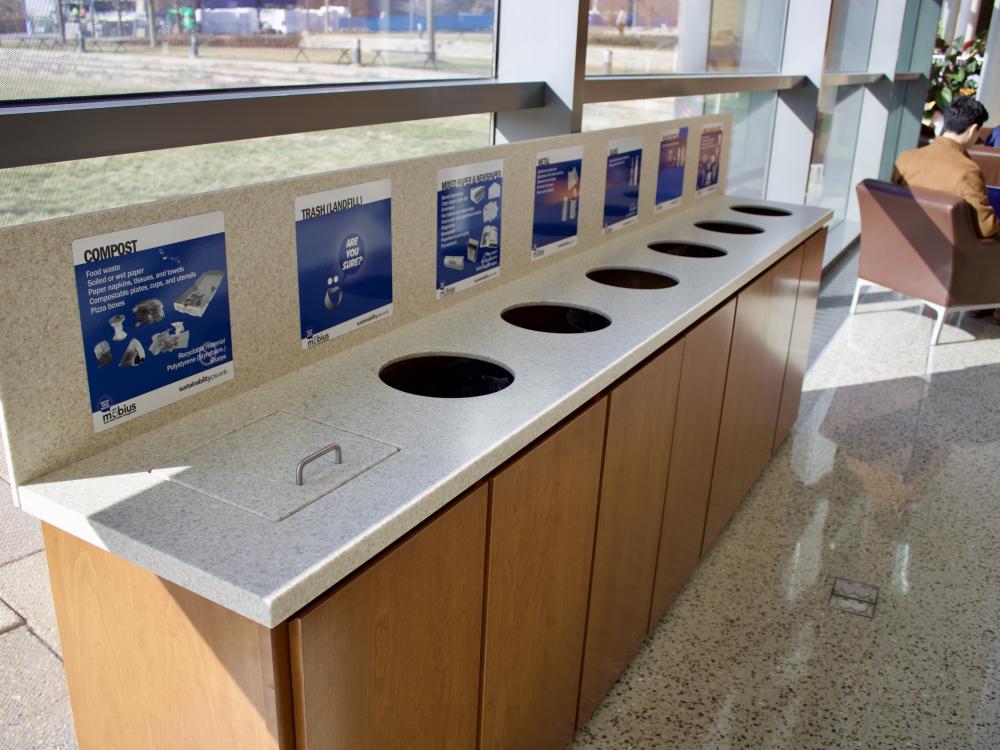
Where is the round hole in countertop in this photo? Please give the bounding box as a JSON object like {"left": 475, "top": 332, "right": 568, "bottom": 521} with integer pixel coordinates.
{"left": 378, "top": 354, "right": 514, "bottom": 398}
{"left": 647, "top": 241, "right": 727, "bottom": 258}
{"left": 729, "top": 204, "right": 792, "bottom": 217}
{"left": 586, "top": 267, "right": 679, "bottom": 290}
{"left": 501, "top": 303, "right": 611, "bottom": 334}
{"left": 693, "top": 220, "right": 764, "bottom": 235}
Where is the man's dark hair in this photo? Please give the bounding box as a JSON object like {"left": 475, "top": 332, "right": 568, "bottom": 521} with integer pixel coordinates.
{"left": 943, "top": 96, "right": 989, "bottom": 134}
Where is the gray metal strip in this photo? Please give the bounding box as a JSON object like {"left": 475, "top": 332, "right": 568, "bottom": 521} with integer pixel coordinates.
{"left": 0, "top": 79, "right": 546, "bottom": 168}
{"left": 583, "top": 74, "right": 806, "bottom": 103}
{"left": 820, "top": 72, "right": 885, "bottom": 87}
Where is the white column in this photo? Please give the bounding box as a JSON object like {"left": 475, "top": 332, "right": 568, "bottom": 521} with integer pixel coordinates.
{"left": 942, "top": 0, "right": 961, "bottom": 43}
{"left": 763, "top": 0, "right": 830, "bottom": 204}
{"left": 674, "top": 0, "right": 711, "bottom": 119}
{"left": 978, "top": 0, "right": 1000, "bottom": 123}
{"left": 493, "top": 0, "right": 589, "bottom": 142}
{"left": 675, "top": 0, "right": 711, "bottom": 72}
{"left": 843, "top": 1, "right": 914, "bottom": 223}
{"left": 956, "top": 0, "right": 982, "bottom": 43}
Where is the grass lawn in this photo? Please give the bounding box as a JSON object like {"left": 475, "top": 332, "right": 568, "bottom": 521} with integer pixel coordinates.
{"left": 0, "top": 114, "right": 491, "bottom": 227}
{"left": 0, "top": 39, "right": 497, "bottom": 227}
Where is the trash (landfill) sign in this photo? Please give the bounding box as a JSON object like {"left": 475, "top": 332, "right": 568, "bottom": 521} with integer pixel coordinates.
{"left": 295, "top": 179, "right": 393, "bottom": 349}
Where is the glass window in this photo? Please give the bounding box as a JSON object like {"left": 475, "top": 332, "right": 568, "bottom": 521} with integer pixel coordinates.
{"left": 582, "top": 90, "right": 777, "bottom": 199}
{"left": 585, "top": 0, "right": 787, "bottom": 76}
{"left": 704, "top": 89, "right": 777, "bottom": 197}
{"left": 582, "top": 96, "right": 705, "bottom": 131}
{"left": 706, "top": 0, "right": 787, "bottom": 72}
{"left": 0, "top": 0, "right": 496, "bottom": 102}
{"left": 824, "top": 0, "right": 877, "bottom": 72}
{"left": 0, "top": 113, "right": 490, "bottom": 226}
{"left": 806, "top": 84, "right": 865, "bottom": 224}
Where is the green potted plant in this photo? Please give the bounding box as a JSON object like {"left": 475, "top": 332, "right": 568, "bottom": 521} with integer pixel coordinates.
{"left": 924, "top": 33, "right": 987, "bottom": 131}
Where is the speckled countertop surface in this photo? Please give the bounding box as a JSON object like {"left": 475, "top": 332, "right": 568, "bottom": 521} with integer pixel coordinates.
{"left": 18, "top": 196, "right": 831, "bottom": 627}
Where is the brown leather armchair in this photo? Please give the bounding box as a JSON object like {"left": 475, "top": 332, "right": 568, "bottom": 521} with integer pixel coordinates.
{"left": 968, "top": 143, "right": 1000, "bottom": 187}
{"left": 853, "top": 179, "right": 1000, "bottom": 358}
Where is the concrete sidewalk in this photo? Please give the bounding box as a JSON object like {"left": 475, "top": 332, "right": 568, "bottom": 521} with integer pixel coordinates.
{"left": 0, "top": 478, "right": 77, "bottom": 750}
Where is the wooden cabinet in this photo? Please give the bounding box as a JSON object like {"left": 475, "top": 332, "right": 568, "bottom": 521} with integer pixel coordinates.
{"left": 702, "top": 247, "right": 803, "bottom": 553}
{"left": 43, "top": 523, "right": 297, "bottom": 750}
{"left": 577, "top": 341, "right": 684, "bottom": 726}
{"left": 774, "top": 227, "right": 827, "bottom": 451}
{"left": 480, "top": 399, "right": 607, "bottom": 750}
{"left": 288, "top": 484, "right": 488, "bottom": 750}
{"left": 45, "top": 231, "right": 828, "bottom": 750}
{"left": 648, "top": 300, "right": 737, "bottom": 628}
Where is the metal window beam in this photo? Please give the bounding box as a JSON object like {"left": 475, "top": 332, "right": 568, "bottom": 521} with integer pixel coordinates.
{"left": 820, "top": 72, "right": 885, "bottom": 87}
{"left": 0, "top": 79, "right": 546, "bottom": 169}
{"left": 583, "top": 74, "right": 805, "bottom": 104}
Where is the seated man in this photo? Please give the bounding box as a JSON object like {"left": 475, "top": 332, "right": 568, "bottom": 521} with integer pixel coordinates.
{"left": 892, "top": 96, "right": 999, "bottom": 238}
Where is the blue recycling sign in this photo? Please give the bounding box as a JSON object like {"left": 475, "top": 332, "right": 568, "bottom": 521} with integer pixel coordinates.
{"left": 72, "top": 212, "right": 234, "bottom": 432}
{"left": 295, "top": 179, "right": 394, "bottom": 349}
{"left": 436, "top": 159, "right": 503, "bottom": 298}
{"left": 604, "top": 134, "right": 644, "bottom": 233}
{"left": 532, "top": 145, "right": 583, "bottom": 260}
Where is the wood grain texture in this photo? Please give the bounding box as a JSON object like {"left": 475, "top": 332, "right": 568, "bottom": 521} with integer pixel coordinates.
{"left": 289, "top": 484, "right": 488, "bottom": 750}
{"left": 481, "top": 399, "right": 607, "bottom": 750}
{"left": 744, "top": 247, "right": 803, "bottom": 487}
{"left": 648, "top": 300, "right": 736, "bottom": 629}
{"left": 43, "top": 523, "right": 293, "bottom": 750}
{"left": 703, "top": 271, "right": 773, "bottom": 553}
{"left": 774, "top": 228, "right": 828, "bottom": 451}
{"left": 703, "top": 248, "right": 802, "bottom": 554}
{"left": 578, "top": 342, "right": 684, "bottom": 726}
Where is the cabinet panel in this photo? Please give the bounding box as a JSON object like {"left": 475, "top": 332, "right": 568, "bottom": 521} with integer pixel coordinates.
{"left": 648, "top": 300, "right": 737, "bottom": 629}
{"left": 745, "top": 248, "right": 803, "bottom": 486}
{"left": 703, "top": 248, "right": 802, "bottom": 554}
{"left": 289, "top": 484, "right": 487, "bottom": 750}
{"left": 774, "top": 228, "right": 827, "bottom": 451}
{"left": 702, "top": 274, "right": 772, "bottom": 552}
{"left": 481, "top": 399, "right": 607, "bottom": 750}
{"left": 43, "top": 523, "right": 294, "bottom": 750}
{"left": 578, "top": 342, "right": 684, "bottom": 726}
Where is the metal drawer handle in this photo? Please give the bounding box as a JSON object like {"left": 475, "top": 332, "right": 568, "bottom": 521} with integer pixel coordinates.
{"left": 295, "top": 443, "right": 342, "bottom": 486}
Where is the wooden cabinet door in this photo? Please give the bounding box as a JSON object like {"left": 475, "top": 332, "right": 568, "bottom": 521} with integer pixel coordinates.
{"left": 774, "top": 228, "right": 827, "bottom": 451}
{"left": 703, "top": 248, "right": 802, "bottom": 554}
{"left": 44, "top": 524, "right": 295, "bottom": 750}
{"left": 480, "top": 399, "right": 607, "bottom": 750}
{"left": 745, "top": 247, "right": 803, "bottom": 484}
{"left": 578, "top": 342, "right": 684, "bottom": 726}
{"left": 648, "top": 300, "right": 736, "bottom": 629}
{"left": 289, "top": 484, "right": 488, "bottom": 750}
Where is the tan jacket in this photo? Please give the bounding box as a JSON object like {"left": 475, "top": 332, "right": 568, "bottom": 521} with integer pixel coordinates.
{"left": 892, "top": 137, "right": 1000, "bottom": 238}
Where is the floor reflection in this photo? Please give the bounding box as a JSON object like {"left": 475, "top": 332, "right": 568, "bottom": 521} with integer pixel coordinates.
{"left": 572, "top": 247, "right": 1000, "bottom": 749}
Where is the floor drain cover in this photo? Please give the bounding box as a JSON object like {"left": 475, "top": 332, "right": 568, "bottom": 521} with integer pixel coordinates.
{"left": 829, "top": 577, "right": 878, "bottom": 618}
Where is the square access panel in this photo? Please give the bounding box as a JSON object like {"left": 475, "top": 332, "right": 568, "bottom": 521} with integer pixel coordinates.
{"left": 153, "top": 411, "right": 398, "bottom": 521}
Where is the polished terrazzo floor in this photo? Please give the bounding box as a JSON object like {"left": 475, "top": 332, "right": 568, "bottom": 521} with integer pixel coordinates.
{"left": 572, "top": 249, "right": 1000, "bottom": 750}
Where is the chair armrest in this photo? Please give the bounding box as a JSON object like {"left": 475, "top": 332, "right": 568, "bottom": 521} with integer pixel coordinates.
{"left": 856, "top": 179, "right": 967, "bottom": 306}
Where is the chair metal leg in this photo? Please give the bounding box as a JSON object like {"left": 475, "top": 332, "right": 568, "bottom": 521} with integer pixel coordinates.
{"left": 928, "top": 305, "right": 947, "bottom": 345}
{"left": 849, "top": 278, "right": 867, "bottom": 315}
{"left": 923, "top": 303, "right": 948, "bottom": 376}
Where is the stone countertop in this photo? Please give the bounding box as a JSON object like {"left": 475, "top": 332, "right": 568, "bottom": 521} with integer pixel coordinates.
{"left": 17, "top": 196, "right": 832, "bottom": 627}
